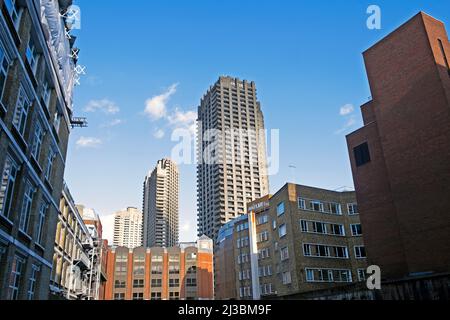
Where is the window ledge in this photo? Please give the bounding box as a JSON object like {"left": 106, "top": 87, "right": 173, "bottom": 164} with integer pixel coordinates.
{"left": 0, "top": 100, "right": 6, "bottom": 116}
{"left": 0, "top": 213, "right": 14, "bottom": 227}
{"left": 34, "top": 242, "right": 45, "bottom": 252}
{"left": 18, "top": 229, "right": 33, "bottom": 242}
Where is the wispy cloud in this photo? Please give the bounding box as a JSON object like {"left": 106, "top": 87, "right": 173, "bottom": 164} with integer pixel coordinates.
{"left": 84, "top": 99, "right": 120, "bottom": 115}
{"left": 153, "top": 129, "right": 165, "bottom": 139}
{"left": 101, "top": 119, "right": 123, "bottom": 128}
{"left": 340, "top": 104, "right": 355, "bottom": 116}
{"left": 144, "top": 84, "right": 178, "bottom": 120}
{"left": 168, "top": 108, "right": 197, "bottom": 134}
{"left": 144, "top": 84, "right": 197, "bottom": 136}
{"left": 76, "top": 136, "right": 102, "bottom": 148}
{"left": 335, "top": 103, "right": 358, "bottom": 135}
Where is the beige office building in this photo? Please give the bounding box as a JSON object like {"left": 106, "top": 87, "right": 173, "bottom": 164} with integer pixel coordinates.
{"left": 113, "top": 207, "right": 143, "bottom": 249}
{"left": 215, "top": 184, "right": 367, "bottom": 300}
{"left": 197, "top": 76, "right": 270, "bottom": 241}
{"left": 143, "top": 159, "right": 179, "bottom": 247}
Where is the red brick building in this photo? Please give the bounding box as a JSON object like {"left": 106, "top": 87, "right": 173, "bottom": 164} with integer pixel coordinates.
{"left": 104, "top": 236, "right": 214, "bottom": 300}
{"left": 347, "top": 12, "right": 450, "bottom": 280}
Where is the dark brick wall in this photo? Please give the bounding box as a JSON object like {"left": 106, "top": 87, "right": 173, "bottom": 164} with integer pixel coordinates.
{"left": 347, "top": 12, "right": 450, "bottom": 280}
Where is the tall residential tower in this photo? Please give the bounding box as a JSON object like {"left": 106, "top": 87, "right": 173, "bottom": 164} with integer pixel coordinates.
{"left": 143, "top": 159, "right": 179, "bottom": 247}
{"left": 197, "top": 76, "right": 270, "bottom": 241}
{"left": 113, "top": 207, "right": 143, "bottom": 249}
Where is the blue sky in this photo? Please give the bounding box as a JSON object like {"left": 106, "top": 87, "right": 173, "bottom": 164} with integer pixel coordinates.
{"left": 64, "top": 0, "right": 450, "bottom": 243}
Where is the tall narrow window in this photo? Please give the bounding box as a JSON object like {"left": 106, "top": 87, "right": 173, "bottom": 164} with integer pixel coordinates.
{"left": 438, "top": 39, "right": 450, "bottom": 74}
{"left": 0, "top": 156, "right": 19, "bottom": 218}
{"left": 13, "top": 87, "right": 31, "bottom": 137}
{"left": 44, "top": 147, "right": 56, "bottom": 182}
{"left": 0, "top": 44, "right": 10, "bottom": 101}
{"left": 19, "top": 181, "right": 35, "bottom": 233}
{"left": 26, "top": 39, "right": 39, "bottom": 73}
{"left": 8, "top": 255, "right": 24, "bottom": 300}
{"left": 42, "top": 80, "right": 52, "bottom": 109}
{"left": 27, "top": 265, "right": 40, "bottom": 300}
{"left": 354, "top": 142, "right": 371, "bottom": 167}
{"left": 36, "top": 202, "right": 48, "bottom": 245}
{"left": 31, "top": 121, "right": 45, "bottom": 161}
{"left": 4, "top": 0, "right": 23, "bottom": 29}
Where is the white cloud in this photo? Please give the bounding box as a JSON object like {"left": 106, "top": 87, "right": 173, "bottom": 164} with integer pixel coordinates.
{"left": 340, "top": 104, "right": 355, "bottom": 116}
{"left": 153, "top": 129, "right": 165, "bottom": 139}
{"left": 76, "top": 136, "right": 102, "bottom": 148}
{"left": 335, "top": 116, "right": 357, "bottom": 135}
{"left": 84, "top": 99, "right": 120, "bottom": 115}
{"left": 168, "top": 108, "right": 197, "bottom": 135}
{"left": 99, "top": 214, "right": 115, "bottom": 244}
{"left": 144, "top": 84, "right": 178, "bottom": 120}
{"left": 101, "top": 119, "right": 123, "bottom": 128}
{"left": 181, "top": 222, "right": 191, "bottom": 232}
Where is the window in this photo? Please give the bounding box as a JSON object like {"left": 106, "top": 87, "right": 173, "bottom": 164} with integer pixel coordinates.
{"left": 329, "top": 224, "right": 345, "bottom": 236}
{"left": 151, "top": 265, "right": 163, "bottom": 274}
{"left": 303, "top": 244, "right": 311, "bottom": 257}
{"left": 151, "top": 279, "right": 162, "bottom": 287}
{"left": 277, "top": 202, "right": 285, "bottom": 216}
{"left": 19, "top": 181, "right": 35, "bottom": 233}
{"left": 257, "top": 215, "right": 268, "bottom": 225}
{"left": 169, "top": 264, "right": 180, "bottom": 274}
{"left": 26, "top": 39, "right": 39, "bottom": 73}
{"left": 310, "top": 201, "right": 323, "bottom": 212}
{"left": 329, "top": 203, "right": 342, "bottom": 215}
{"left": 0, "top": 156, "right": 19, "bottom": 218}
{"left": 13, "top": 87, "right": 31, "bottom": 137}
{"left": 133, "top": 265, "right": 145, "bottom": 276}
{"left": 312, "top": 221, "right": 326, "bottom": 234}
{"left": 169, "top": 292, "right": 180, "bottom": 300}
{"left": 42, "top": 80, "right": 52, "bottom": 108}
{"left": 114, "top": 293, "right": 125, "bottom": 300}
{"left": 151, "top": 254, "right": 163, "bottom": 262}
{"left": 151, "top": 292, "right": 162, "bottom": 300}
{"left": 31, "top": 121, "right": 45, "bottom": 161}
{"left": 257, "top": 231, "right": 268, "bottom": 243}
{"left": 8, "top": 255, "right": 24, "bottom": 300}
{"left": 305, "top": 268, "right": 352, "bottom": 283}
{"left": 27, "top": 265, "right": 40, "bottom": 300}
{"left": 438, "top": 39, "right": 450, "bottom": 74}
{"left": 115, "top": 280, "right": 126, "bottom": 288}
{"left": 355, "top": 246, "right": 367, "bottom": 259}
{"left": 4, "top": 0, "right": 22, "bottom": 29}
{"left": 357, "top": 269, "right": 367, "bottom": 282}
{"left": 280, "top": 247, "right": 289, "bottom": 261}
{"left": 354, "top": 142, "right": 371, "bottom": 167}
{"left": 300, "top": 220, "right": 308, "bottom": 232}
{"left": 169, "top": 278, "right": 180, "bottom": 288}
{"left": 333, "top": 246, "right": 349, "bottom": 258}
{"left": 278, "top": 224, "right": 287, "bottom": 238}
{"left": 282, "top": 271, "right": 292, "bottom": 285}
{"left": 0, "top": 44, "right": 10, "bottom": 101}
{"left": 44, "top": 148, "right": 56, "bottom": 182}
{"left": 298, "top": 198, "right": 306, "bottom": 210}
{"left": 186, "top": 278, "right": 197, "bottom": 287}
{"left": 53, "top": 110, "right": 62, "bottom": 134}
{"left": 132, "top": 292, "right": 144, "bottom": 300}
{"left": 348, "top": 203, "right": 358, "bottom": 215}
{"left": 36, "top": 202, "right": 48, "bottom": 245}
{"left": 133, "top": 279, "right": 144, "bottom": 288}
{"left": 351, "top": 224, "right": 363, "bottom": 236}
